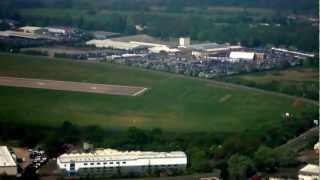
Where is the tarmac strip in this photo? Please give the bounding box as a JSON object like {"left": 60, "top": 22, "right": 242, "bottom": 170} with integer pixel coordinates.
{"left": 0, "top": 76, "right": 148, "bottom": 96}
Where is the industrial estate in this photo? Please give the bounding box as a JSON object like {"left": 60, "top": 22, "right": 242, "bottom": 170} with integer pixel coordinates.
{"left": 0, "top": 0, "right": 319, "bottom": 180}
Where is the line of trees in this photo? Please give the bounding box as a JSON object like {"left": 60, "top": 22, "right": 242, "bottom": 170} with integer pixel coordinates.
{"left": 0, "top": 0, "right": 317, "bottom": 14}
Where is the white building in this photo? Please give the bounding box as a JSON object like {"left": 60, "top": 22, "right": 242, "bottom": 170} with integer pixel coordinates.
{"left": 47, "top": 28, "right": 66, "bottom": 34}
{"left": 271, "top": 47, "right": 315, "bottom": 59}
{"left": 86, "top": 39, "right": 144, "bottom": 50}
{"left": 19, "top": 26, "right": 42, "bottom": 34}
{"left": 190, "top": 43, "right": 242, "bottom": 59}
{"left": 229, "top": 51, "right": 255, "bottom": 62}
{"left": 314, "top": 142, "right": 320, "bottom": 154}
{"left": 0, "top": 146, "right": 17, "bottom": 176}
{"left": 86, "top": 39, "right": 179, "bottom": 53}
{"left": 298, "top": 164, "right": 320, "bottom": 180}
{"left": 57, "top": 148, "right": 187, "bottom": 177}
{"left": 179, "top": 37, "right": 190, "bottom": 48}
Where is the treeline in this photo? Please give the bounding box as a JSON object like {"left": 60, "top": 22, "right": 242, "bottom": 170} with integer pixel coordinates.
{"left": 0, "top": 0, "right": 317, "bottom": 14}
{"left": 0, "top": 109, "right": 317, "bottom": 179}
{"left": 3, "top": 9, "right": 317, "bottom": 52}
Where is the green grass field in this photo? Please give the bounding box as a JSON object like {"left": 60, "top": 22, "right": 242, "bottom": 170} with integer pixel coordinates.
{"left": 0, "top": 53, "right": 317, "bottom": 132}
{"left": 221, "top": 68, "right": 319, "bottom": 100}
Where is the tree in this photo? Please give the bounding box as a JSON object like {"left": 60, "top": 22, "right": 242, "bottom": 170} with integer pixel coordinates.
{"left": 275, "top": 149, "right": 297, "bottom": 167}
{"left": 125, "top": 127, "right": 149, "bottom": 148}
{"left": 227, "top": 154, "right": 255, "bottom": 180}
{"left": 254, "top": 146, "right": 277, "bottom": 172}
{"left": 189, "top": 148, "right": 210, "bottom": 172}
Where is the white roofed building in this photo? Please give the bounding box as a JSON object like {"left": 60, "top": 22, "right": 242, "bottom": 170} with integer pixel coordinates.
{"left": 229, "top": 51, "right": 255, "bottom": 62}
{"left": 190, "top": 43, "right": 242, "bottom": 59}
{"left": 19, "top": 26, "right": 42, "bottom": 34}
{"left": 86, "top": 39, "right": 145, "bottom": 50}
{"left": 298, "top": 164, "right": 320, "bottom": 180}
{"left": 57, "top": 148, "right": 187, "bottom": 177}
{"left": 0, "top": 146, "right": 17, "bottom": 176}
{"left": 47, "top": 28, "right": 66, "bottom": 34}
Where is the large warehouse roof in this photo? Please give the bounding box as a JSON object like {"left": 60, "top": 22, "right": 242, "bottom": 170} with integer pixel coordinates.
{"left": 229, "top": 51, "right": 255, "bottom": 60}
{"left": 0, "top": 146, "right": 16, "bottom": 167}
{"left": 86, "top": 39, "right": 145, "bottom": 50}
{"left": 0, "top": 30, "right": 43, "bottom": 39}
{"left": 20, "top": 26, "right": 42, "bottom": 31}
{"left": 58, "top": 148, "right": 186, "bottom": 163}
{"left": 190, "top": 43, "right": 242, "bottom": 52}
{"left": 299, "top": 164, "right": 319, "bottom": 174}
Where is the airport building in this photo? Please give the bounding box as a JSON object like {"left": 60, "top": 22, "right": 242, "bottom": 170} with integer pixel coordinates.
{"left": 179, "top": 37, "right": 191, "bottom": 48}
{"left": 19, "top": 26, "right": 42, "bottom": 34}
{"left": 229, "top": 51, "right": 255, "bottom": 62}
{"left": 86, "top": 39, "right": 145, "bottom": 50}
{"left": 298, "top": 164, "right": 320, "bottom": 180}
{"left": 0, "top": 146, "right": 17, "bottom": 176}
{"left": 271, "top": 47, "right": 315, "bottom": 59}
{"left": 190, "top": 43, "right": 242, "bottom": 59}
{"left": 57, "top": 148, "right": 187, "bottom": 177}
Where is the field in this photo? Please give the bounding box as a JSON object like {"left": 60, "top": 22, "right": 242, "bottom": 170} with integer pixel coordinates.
{"left": 221, "top": 68, "right": 319, "bottom": 100}
{"left": 0, "top": 76, "right": 147, "bottom": 96}
{"left": 0, "top": 53, "right": 317, "bottom": 132}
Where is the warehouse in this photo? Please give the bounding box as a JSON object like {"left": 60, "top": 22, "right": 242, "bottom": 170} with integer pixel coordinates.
{"left": 190, "top": 43, "right": 242, "bottom": 59}
{"left": 86, "top": 39, "right": 145, "bottom": 50}
{"left": 19, "top": 26, "right": 42, "bottom": 34}
{"left": 0, "top": 30, "right": 44, "bottom": 40}
{"left": 271, "top": 47, "right": 315, "bottom": 59}
{"left": 0, "top": 146, "right": 17, "bottom": 176}
{"left": 298, "top": 164, "right": 319, "bottom": 180}
{"left": 229, "top": 51, "right": 255, "bottom": 62}
{"left": 57, "top": 148, "right": 187, "bottom": 177}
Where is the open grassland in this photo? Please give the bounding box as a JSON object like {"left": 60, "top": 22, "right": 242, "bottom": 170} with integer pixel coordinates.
{"left": 0, "top": 53, "right": 317, "bottom": 132}
{"left": 222, "top": 68, "right": 319, "bottom": 100}
{"left": 237, "top": 68, "right": 318, "bottom": 83}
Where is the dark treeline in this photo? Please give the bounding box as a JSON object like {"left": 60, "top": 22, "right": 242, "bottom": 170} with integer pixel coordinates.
{"left": 0, "top": 0, "right": 318, "bottom": 14}
{"left": 0, "top": 0, "right": 318, "bottom": 52}
{"left": 0, "top": 108, "right": 318, "bottom": 178}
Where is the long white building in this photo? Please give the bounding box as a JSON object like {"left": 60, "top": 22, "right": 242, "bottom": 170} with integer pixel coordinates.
{"left": 0, "top": 146, "right": 17, "bottom": 176}
{"left": 57, "top": 148, "right": 187, "bottom": 177}
{"left": 298, "top": 164, "right": 320, "bottom": 180}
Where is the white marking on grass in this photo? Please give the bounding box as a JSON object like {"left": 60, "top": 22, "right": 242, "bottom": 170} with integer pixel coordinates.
{"left": 133, "top": 88, "right": 148, "bottom": 96}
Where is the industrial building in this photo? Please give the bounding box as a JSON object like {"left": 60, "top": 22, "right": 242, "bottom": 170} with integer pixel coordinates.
{"left": 179, "top": 37, "right": 190, "bottom": 48}
{"left": 86, "top": 34, "right": 179, "bottom": 53}
{"left": 229, "top": 51, "right": 255, "bottom": 62}
{"left": 86, "top": 39, "right": 146, "bottom": 50}
{"left": 47, "top": 27, "right": 66, "bottom": 34}
{"left": 190, "top": 43, "right": 242, "bottom": 59}
{"left": 0, "top": 30, "right": 45, "bottom": 40}
{"left": 19, "top": 26, "right": 42, "bottom": 34}
{"left": 298, "top": 164, "right": 320, "bottom": 180}
{"left": 57, "top": 148, "right": 187, "bottom": 177}
{"left": 0, "top": 146, "right": 17, "bottom": 176}
{"left": 271, "top": 47, "right": 315, "bottom": 59}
